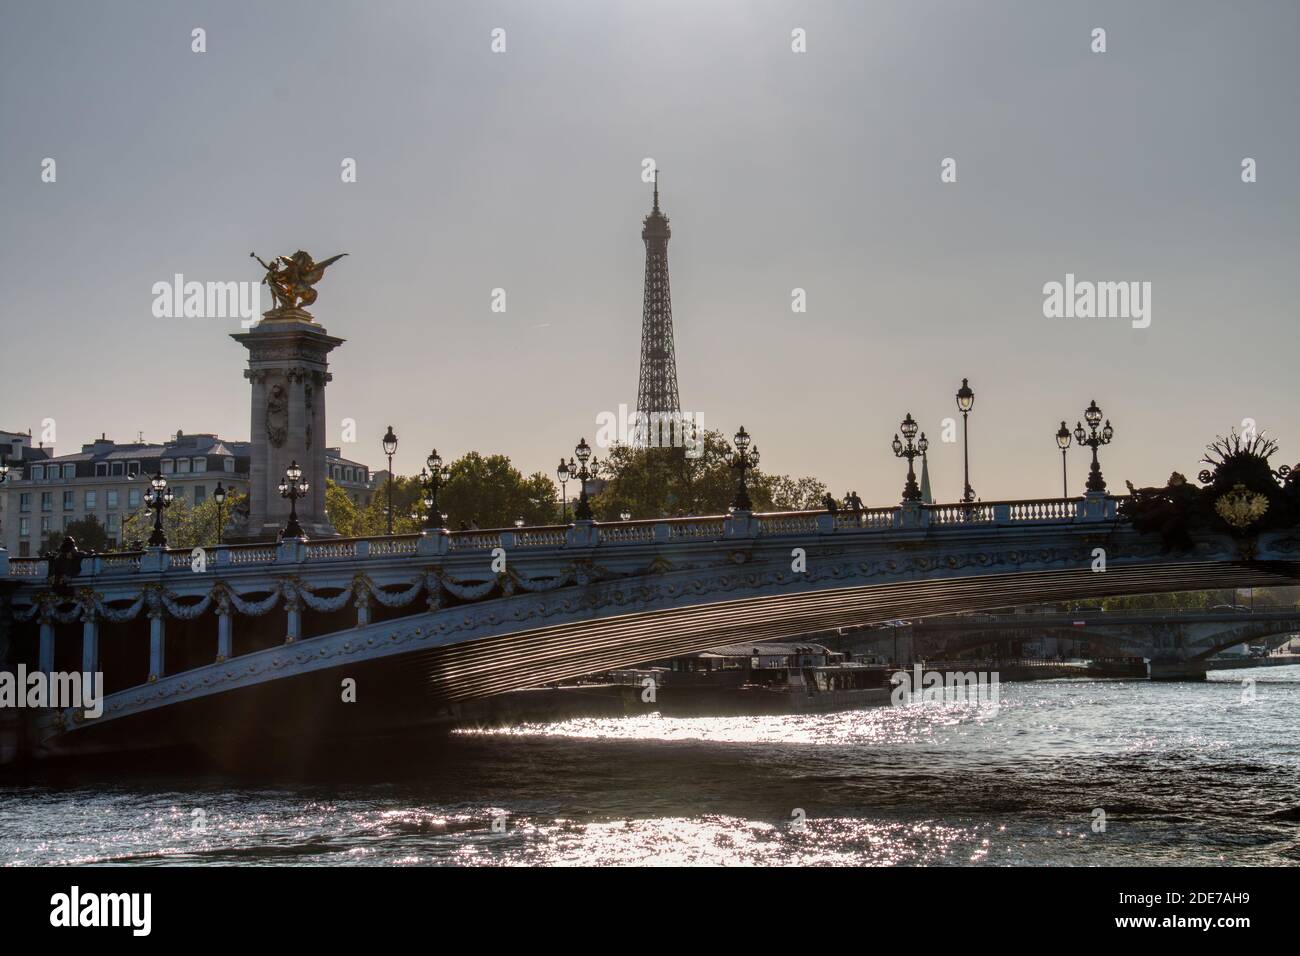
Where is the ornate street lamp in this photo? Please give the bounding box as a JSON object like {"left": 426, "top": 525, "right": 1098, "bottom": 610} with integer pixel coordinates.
{"left": 1073, "top": 400, "right": 1114, "bottom": 493}
{"left": 892, "top": 413, "right": 926, "bottom": 502}
{"left": 213, "top": 481, "right": 227, "bottom": 545}
{"left": 1055, "top": 422, "right": 1072, "bottom": 498}
{"left": 381, "top": 425, "right": 398, "bottom": 535}
{"left": 422, "top": 449, "right": 450, "bottom": 530}
{"left": 620, "top": 508, "right": 632, "bottom": 521}
{"left": 556, "top": 457, "right": 574, "bottom": 522}
{"left": 571, "top": 438, "right": 599, "bottom": 521}
{"left": 0, "top": 460, "right": 9, "bottom": 483}
{"left": 955, "top": 378, "right": 975, "bottom": 504}
{"left": 514, "top": 516, "right": 525, "bottom": 528}
{"left": 278, "top": 460, "right": 309, "bottom": 540}
{"left": 144, "top": 471, "right": 174, "bottom": 547}
{"left": 728, "top": 426, "right": 757, "bottom": 512}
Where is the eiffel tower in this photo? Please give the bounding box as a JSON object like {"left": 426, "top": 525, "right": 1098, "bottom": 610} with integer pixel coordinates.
{"left": 634, "top": 175, "right": 682, "bottom": 439}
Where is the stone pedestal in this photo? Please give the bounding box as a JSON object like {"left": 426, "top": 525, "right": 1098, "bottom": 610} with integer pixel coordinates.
{"left": 231, "top": 316, "right": 344, "bottom": 540}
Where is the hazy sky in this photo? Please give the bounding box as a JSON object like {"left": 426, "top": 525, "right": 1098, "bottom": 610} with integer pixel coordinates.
{"left": 2, "top": 1, "right": 1297, "bottom": 504}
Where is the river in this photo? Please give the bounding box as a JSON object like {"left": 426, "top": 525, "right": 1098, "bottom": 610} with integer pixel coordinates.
{"left": 2, "top": 667, "right": 1298, "bottom": 866}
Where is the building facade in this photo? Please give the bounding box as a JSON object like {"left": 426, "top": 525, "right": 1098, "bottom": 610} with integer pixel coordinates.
{"left": 0, "top": 430, "right": 375, "bottom": 555}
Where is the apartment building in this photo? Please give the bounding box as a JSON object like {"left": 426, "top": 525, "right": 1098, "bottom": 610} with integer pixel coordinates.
{"left": 0, "top": 430, "right": 377, "bottom": 555}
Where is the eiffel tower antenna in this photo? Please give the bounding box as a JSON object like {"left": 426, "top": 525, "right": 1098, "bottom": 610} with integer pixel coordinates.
{"left": 635, "top": 172, "right": 682, "bottom": 440}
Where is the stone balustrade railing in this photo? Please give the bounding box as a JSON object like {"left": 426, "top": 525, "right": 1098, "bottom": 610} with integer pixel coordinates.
{"left": 0, "top": 494, "right": 1123, "bottom": 581}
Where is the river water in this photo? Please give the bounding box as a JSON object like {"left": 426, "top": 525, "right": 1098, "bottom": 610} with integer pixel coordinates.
{"left": 2, "top": 667, "right": 1298, "bottom": 866}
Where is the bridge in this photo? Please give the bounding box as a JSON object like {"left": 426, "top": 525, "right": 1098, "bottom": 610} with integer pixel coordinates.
{"left": 853, "top": 606, "right": 1300, "bottom": 679}
{"left": 4, "top": 489, "right": 1300, "bottom": 761}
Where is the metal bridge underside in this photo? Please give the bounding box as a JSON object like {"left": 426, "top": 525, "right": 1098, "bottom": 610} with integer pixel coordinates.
{"left": 48, "top": 558, "right": 1299, "bottom": 758}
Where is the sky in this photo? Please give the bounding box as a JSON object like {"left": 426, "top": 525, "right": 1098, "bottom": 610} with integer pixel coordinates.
{"left": 1, "top": 0, "right": 1297, "bottom": 505}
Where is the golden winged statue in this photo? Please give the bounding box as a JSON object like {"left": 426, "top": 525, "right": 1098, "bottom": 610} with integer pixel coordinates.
{"left": 250, "top": 250, "right": 347, "bottom": 320}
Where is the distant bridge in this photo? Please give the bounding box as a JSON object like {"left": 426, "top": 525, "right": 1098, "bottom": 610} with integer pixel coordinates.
{"left": 3, "top": 493, "right": 1300, "bottom": 758}
{"left": 867, "top": 607, "right": 1300, "bottom": 676}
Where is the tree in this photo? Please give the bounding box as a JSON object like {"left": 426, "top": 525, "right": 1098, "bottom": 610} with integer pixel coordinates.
{"left": 438, "top": 452, "right": 560, "bottom": 529}
{"left": 325, "top": 479, "right": 366, "bottom": 537}
{"left": 334, "top": 454, "right": 561, "bottom": 535}
{"left": 589, "top": 430, "right": 825, "bottom": 519}
{"left": 761, "top": 474, "right": 830, "bottom": 511}
{"left": 119, "top": 489, "right": 246, "bottom": 550}
{"left": 40, "top": 514, "right": 111, "bottom": 555}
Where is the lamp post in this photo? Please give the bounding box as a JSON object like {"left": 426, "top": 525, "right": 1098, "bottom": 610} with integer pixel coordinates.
{"left": 144, "top": 472, "right": 174, "bottom": 547}
{"left": 556, "top": 457, "right": 574, "bottom": 522}
{"left": 620, "top": 508, "right": 632, "bottom": 521}
{"left": 1055, "top": 422, "right": 1072, "bottom": 498}
{"left": 213, "top": 481, "right": 227, "bottom": 545}
{"left": 956, "top": 378, "right": 975, "bottom": 504}
{"left": 514, "top": 516, "right": 525, "bottom": 528}
{"left": 381, "top": 425, "right": 398, "bottom": 535}
{"left": 1073, "top": 400, "right": 1114, "bottom": 493}
{"left": 728, "top": 426, "right": 757, "bottom": 511}
{"left": 891, "top": 414, "right": 927, "bottom": 502}
{"left": 571, "top": 438, "right": 599, "bottom": 521}
{"left": 278, "top": 460, "right": 309, "bottom": 540}
{"left": 422, "top": 449, "right": 449, "bottom": 530}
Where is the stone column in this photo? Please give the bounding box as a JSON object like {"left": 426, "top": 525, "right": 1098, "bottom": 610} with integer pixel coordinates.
{"left": 81, "top": 606, "right": 99, "bottom": 674}
{"left": 285, "top": 591, "right": 301, "bottom": 644}
{"left": 231, "top": 316, "right": 344, "bottom": 540}
{"left": 38, "top": 605, "right": 55, "bottom": 675}
{"left": 216, "top": 593, "right": 232, "bottom": 662}
{"left": 148, "top": 608, "right": 165, "bottom": 682}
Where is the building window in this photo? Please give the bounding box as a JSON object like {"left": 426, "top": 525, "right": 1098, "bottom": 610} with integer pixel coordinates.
{"left": 19, "top": 493, "right": 30, "bottom": 512}
{"left": 19, "top": 517, "right": 29, "bottom": 537}
{"left": 106, "top": 513, "right": 120, "bottom": 532}
{"left": 192, "top": 458, "right": 205, "bottom": 472}
{"left": 41, "top": 492, "right": 52, "bottom": 512}
{"left": 63, "top": 464, "right": 75, "bottom": 479}
{"left": 95, "top": 462, "right": 108, "bottom": 476}
{"left": 18, "top": 541, "right": 29, "bottom": 557}
{"left": 106, "top": 490, "right": 119, "bottom": 509}
{"left": 62, "top": 490, "right": 74, "bottom": 510}
{"left": 172, "top": 486, "right": 185, "bottom": 500}
{"left": 194, "top": 485, "right": 206, "bottom": 505}
{"left": 40, "top": 516, "right": 51, "bottom": 534}
{"left": 176, "top": 458, "right": 190, "bottom": 473}
{"left": 128, "top": 488, "right": 141, "bottom": 508}
{"left": 84, "top": 490, "right": 97, "bottom": 510}
{"left": 160, "top": 459, "right": 174, "bottom": 474}
{"left": 111, "top": 461, "right": 124, "bottom": 476}
{"left": 127, "top": 461, "right": 140, "bottom": 476}
{"left": 31, "top": 465, "right": 43, "bottom": 480}
{"left": 223, "top": 457, "right": 235, "bottom": 473}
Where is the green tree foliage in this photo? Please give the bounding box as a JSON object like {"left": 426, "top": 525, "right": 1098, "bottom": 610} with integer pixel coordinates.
{"left": 325, "top": 479, "right": 366, "bottom": 537}
{"left": 762, "top": 474, "right": 830, "bottom": 511}
{"left": 40, "top": 514, "right": 111, "bottom": 555}
{"left": 119, "top": 489, "right": 247, "bottom": 550}
{"left": 588, "top": 430, "right": 826, "bottom": 520}
{"left": 332, "top": 454, "right": 561, "bottom": 536}
{"left": 439, "top": 453, "right": 559, "bottom": 529}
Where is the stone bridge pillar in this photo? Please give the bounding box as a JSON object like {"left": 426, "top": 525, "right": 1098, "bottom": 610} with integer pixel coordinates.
{"left": 231, "top": 316, "right": 344, "bottom": 540}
